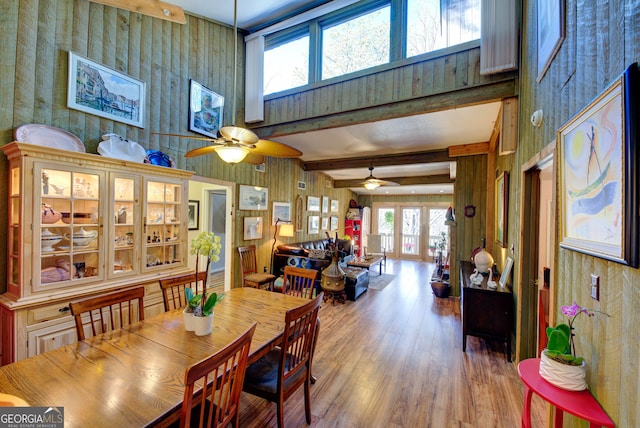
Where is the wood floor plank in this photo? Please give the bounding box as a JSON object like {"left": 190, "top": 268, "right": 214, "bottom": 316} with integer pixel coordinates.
{"left": 239, "top": 259, "right": 546, "bottom": 427}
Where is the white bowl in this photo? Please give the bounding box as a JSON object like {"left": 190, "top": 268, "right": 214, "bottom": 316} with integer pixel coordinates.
{"left": 98, "top": 134, "right": 147, "bottom": 163}
{"left": 41, "top": 229, "right": 63, "bottom": 252}
{"left": 64, "top": 228, "right": 98, "bottom": 247}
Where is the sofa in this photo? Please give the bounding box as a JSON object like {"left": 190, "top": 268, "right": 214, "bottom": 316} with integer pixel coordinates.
{"left": 273, "top": 238, "right": 369, "bottom": 301}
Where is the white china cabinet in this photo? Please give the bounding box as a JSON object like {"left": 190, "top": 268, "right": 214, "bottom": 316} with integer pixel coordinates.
{"left": 0, "top": 142, "right": 193, "bottom": 364}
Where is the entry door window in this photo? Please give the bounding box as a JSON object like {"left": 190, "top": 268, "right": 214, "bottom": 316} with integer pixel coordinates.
{"left": 401, "top": 208, "right": 421, "bottom": 256}
{"left": 428, "top": 208, "right": 449, "bottom": 258}
{"left": 376, "top": 208, "right": 395, "bottom": 253}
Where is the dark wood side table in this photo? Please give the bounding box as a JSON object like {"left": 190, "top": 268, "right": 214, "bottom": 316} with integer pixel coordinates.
{"left": 518, "top": 358, "right": 614, "bottom": 427}
{"left": 460, "top": 260, "right": 513, "bottom": 362}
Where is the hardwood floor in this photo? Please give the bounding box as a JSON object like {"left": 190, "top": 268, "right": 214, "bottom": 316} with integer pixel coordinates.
{"left": 239, "top": 259, "right": 547, "bottom": 427}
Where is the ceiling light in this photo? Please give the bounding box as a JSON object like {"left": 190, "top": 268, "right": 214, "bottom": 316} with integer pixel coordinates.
{"left": 214, "top": 145, "right": 249, "bottom": 163}
{"left": 364, "top": 180, "right": 381, "bottom": 191}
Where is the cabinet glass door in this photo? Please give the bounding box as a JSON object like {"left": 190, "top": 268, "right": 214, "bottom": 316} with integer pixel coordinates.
{"left": 110, "top": 175, "right": 140, "bottom": 277}
{"left": 37, "top": 167, "right": 103, "bottom": 291}
{"left": 7, "top": 166, "right": 22, "bottom": 294}
{"left": 144, "top": 180, "right": 184, "bottom": 271}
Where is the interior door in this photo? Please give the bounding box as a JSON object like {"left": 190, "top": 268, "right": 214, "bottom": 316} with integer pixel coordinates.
{"left": 400, "top": 207, "right": 422, "bottom": 259}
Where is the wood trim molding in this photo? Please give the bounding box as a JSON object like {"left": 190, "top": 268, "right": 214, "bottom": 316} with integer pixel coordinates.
{"left": 88, "top": 0, "right": 186, "bottom": 24}
{"left": 448, "top": 142, "right": 490, "bottom": 157}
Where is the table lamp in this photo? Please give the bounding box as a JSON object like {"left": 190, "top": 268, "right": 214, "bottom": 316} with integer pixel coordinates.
{"left": 271, "top": 219, "right": 294, "bottom": 274}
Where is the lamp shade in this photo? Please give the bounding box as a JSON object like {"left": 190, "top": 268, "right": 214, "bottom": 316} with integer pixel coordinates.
{"left": 214, "top": 145, "right": 249, "bottom": 163}
{"left": 278, "top": 223, "right": 294, "bottom": 238}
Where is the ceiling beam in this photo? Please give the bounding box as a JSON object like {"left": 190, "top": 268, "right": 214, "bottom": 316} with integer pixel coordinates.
{"left": 303, "top": 149, "right": 451, "bottom": 171}
{"left": 88, "top": 0, "right": 186, "bottom": 24}
{"left": 333, "top": 174, "right": 454, "bottom": 188}
{"left": 448, "top": 142, "right": 490, "bottom": 157}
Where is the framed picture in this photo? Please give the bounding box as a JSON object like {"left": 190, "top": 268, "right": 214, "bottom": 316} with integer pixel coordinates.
{"left": 238, "top": 185, "right": 268, "bottom": 210}
{"left": 495, "top": 172, "right": 509, "bottom": 248}
{"left": 188, "top": 200, "right": 200, "bottom": 230}
{"left": 307, "top": 196, "right": 320, "bottom": 212}
{"left": 189, "top": 79, "right": 224, "bottom": 138}
{"left": 499, "top": 257, "right": 514, "bottom": 288}
{"left": 297, "top": 181, "right": 306, "bottom": 190}
{"left": 243, "top": 217, "right": 263, "bottom": 240}
{"left": 295, "top": 195, "right": 304, "bottom": 232}
{"left": 331, "top": 199, "right": 339, "bottom": 213}
{"left": 536, "top": 0, "right": 565, "bottom": 82}
{"left": 330, "top": 215, "right": 339, "bottom": 231}
{"left": 321, "top": 217, "right": 329, "bottom": 230}
{"left": 308, "top": 215, "right": 320, "bottom": 234}
{"left": 559, "top": 63, "right": 639, "bottom": 267}
{"left": 272, "top": 202, "right": 291, "bottom": 225}
{"left": 67, "top": 52, "right": 145, "bottom": 128}
{"left": 321, "top": 196, "right": 329, "bottom": 213}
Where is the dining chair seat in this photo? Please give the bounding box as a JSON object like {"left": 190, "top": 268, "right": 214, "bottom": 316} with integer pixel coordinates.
{"left": 238, "top": 245, "right": 276, "bottom": 290}
{"left": 244, "top": 349, "right": 307, "bottom": 394}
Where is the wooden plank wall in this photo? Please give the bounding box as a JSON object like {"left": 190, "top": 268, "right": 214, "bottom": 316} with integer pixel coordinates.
{"left": 515, "top": 0, "right": 639, "bottom": 426}
{"left": 0, "top": 0, "right": 355, "bottom": 291}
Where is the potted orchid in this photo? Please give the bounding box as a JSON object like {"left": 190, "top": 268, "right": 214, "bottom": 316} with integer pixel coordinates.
{"left": 539, "top": 301, "right": 609, "bottom": 390}
{"left": 184, "top": 231, "right": 224, "bottom": 335}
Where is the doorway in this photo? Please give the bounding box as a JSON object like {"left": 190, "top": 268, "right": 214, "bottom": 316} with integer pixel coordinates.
{"left": 517, "top": 147, "right": 556, "bottom": 362}
{"left": 188, "top": 177, "right": 235, "bottom": 291}
{"left": 371, "top": 202, "right": 449, "bottom": 261}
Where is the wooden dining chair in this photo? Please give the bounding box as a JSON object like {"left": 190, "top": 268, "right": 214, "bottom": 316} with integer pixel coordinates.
{"left": 282, "top": 266, "right": 317, "bottom": 298}
{"left": 159, "top": 271, "right": 208, "bottom": 312}
{"left": 242, "top": 293, "right": 323, "bottom": 428}
{"left": 69, "top": 287, "right": 145, "bottom": 341}
{"left": 282, "top": 266, "right": 321, "bottom": 385}
{"left": 237, "top": 245, "right": 276, "bottom": 290}
{"left": 179, "top": 323, "right": 256, "bottom": 428}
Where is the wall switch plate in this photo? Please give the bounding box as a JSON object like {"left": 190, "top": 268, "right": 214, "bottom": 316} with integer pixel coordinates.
{"left": 591, "top": 274, "right": 599, "bottom": 300}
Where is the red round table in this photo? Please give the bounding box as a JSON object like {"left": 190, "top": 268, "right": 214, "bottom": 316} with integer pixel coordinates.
{"left": 517, "top": 358, "right": 614, "bottom": 428}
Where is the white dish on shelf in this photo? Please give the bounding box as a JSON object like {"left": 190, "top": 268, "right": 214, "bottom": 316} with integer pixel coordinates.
{"left": 98, "top": 133, "right": 146, "bottom": 163}
{"left": 14, "top": 124, "right": 85, "bottom": 152}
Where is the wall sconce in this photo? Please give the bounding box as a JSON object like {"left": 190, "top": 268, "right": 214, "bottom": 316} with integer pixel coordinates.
{"left": 530, "top": 109, "right": 544, "bottom": 127}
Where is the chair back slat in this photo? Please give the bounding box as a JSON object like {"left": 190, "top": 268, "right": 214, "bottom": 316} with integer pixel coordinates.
{"left": 282, "top": 266, "right": 317, "bottom": 299}
{"left": 69, "top": 287, "right": 145, "bottom": 341}
{"left": 159, "top": 271, "right": 208, "bottom": 312}
{"left": 279, "top": 293, "right": 322, "bottom": 384}
{"left": 237, "top": 245, "right": 258, "bottom": 278}
{"left": 180, "top": 323, "right": 256, "bottom": 428}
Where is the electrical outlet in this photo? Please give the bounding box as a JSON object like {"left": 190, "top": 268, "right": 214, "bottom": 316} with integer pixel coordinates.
{"left": 591, "top": 274, "right": 599, "bottom": 300}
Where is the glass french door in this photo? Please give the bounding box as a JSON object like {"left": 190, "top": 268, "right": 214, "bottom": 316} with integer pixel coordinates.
{"left": 375, "top": 207, "right": 395, "bottom": 254}
{"left": 428, "top": 208, "right": 449, "bottom": 260}
{"left": 401, "top": 207, "right": 422, "bottom": 258}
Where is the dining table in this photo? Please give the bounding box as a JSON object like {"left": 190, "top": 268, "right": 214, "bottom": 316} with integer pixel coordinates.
{"left": 0, "top": 287, "right": 309, "bottom": 427}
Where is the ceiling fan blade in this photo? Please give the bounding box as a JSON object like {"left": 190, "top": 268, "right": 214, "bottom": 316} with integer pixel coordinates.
{"left": 219, "top": 126, "right": 259, "bottom": 145}
{"left": 184, "top": 145, "right": 219, "bottom": 158}
{"left": 253, "top": 139, "right": 302, "bottom": 158}
{"left": 242, "top": 152, "right": 266, "bottom": 165}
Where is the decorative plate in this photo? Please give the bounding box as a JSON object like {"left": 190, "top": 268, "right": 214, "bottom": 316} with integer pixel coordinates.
{"left": 464, "top": 205, "right": 476, "bottom": 218}
{"left": 14, "top": 124, "right": 85, "bottom": 152}
{"left": 145, "top": 149, "right": 175, "bottom": 168}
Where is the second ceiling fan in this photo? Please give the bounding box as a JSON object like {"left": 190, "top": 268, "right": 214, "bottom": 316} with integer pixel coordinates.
{"left": 361, "top": 166, "right": 399, "bottom": 190}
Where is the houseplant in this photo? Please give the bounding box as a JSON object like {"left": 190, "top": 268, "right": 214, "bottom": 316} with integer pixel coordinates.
{"left": 184, "top": 231, "right": 224, "bottom": 335}
{"left": 539, "top": 301, "right": 609, "bottom": 390}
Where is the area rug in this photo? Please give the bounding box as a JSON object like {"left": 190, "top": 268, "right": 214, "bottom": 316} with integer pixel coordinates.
{"left": 368, "top": 273, "right": 397, "bottom": 290}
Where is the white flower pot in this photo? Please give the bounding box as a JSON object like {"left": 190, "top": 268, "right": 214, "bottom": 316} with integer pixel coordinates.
{"left": 539, "top": 350, "right": 587, "bottom": 391}
{"left": 183, "top": 308, "right": 196, "bottom": 332}
{"left": 193, "top": 313, "right": 214, "bottom": 336}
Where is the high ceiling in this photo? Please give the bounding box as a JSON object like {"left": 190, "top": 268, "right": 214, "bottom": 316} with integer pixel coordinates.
{"left": 169, "top": 0, "right": 500, "bottom": 195}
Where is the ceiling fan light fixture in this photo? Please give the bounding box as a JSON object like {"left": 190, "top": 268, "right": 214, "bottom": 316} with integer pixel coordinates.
{"left": 214, "top": 144, "right": 249, "bottom": 164}
{"left": 364, "top": 180, "right": 381, "bottom": 191}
